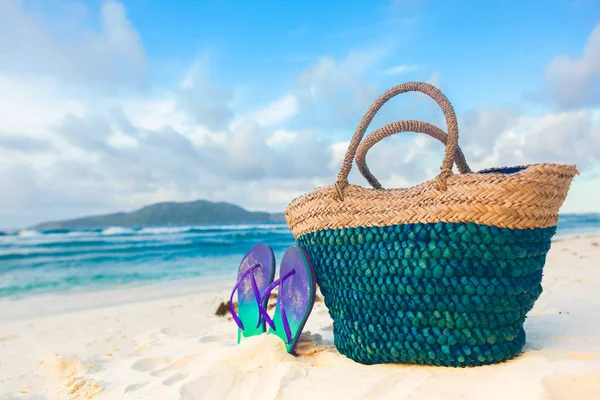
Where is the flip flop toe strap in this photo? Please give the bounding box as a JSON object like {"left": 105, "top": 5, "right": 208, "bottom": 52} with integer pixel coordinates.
{"left": 259, "top": 269, "right": 296, "bottom": 344}
{"left": 280, "top": 292, "right": 293, "bottom": 345}
{"left": 229, "top": 263, "right": 262, "bottom": 330}
{"left": 258, "top": 279, "right": 280, "bottom": 330}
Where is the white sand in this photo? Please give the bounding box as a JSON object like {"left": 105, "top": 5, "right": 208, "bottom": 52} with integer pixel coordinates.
{"left": 1, "top": 235, "right": 600, "bottom": 400}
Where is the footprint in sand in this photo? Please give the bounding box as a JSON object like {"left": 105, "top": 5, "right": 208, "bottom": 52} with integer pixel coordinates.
{"left": 151, "top": 354, "right": 200, "bottom": 377}
{"left": 162, "top": 373, "right": 189, "bottom": 386}
{"left": 160, "top": 327, "right": 178, "bottom": 336}
{"left": 131, "top": 357, "right": 170, "bottom": 373}
{"left": 199, "top": 335, "right": 220, "bottom": 343}
{"left": 125, "top": 382, "right": 150, "bottom": 393}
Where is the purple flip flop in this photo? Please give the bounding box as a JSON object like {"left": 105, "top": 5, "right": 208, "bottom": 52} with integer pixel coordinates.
{"left": 260, "top": 246, "right": 316, "bottom": 354}
{"left": 229, "top": 243, "right": 276, "bottom": 343}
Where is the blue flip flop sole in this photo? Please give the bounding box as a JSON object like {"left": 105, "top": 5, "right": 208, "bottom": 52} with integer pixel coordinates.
{"left": 268, "top": 246, "right": 316, "bottom": 353}
{"left": 233, "top": 244, "right": 276, "bottom": 342}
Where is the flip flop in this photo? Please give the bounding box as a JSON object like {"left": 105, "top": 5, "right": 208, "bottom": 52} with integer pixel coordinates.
{"left": 259, "top": 245, "right": 316, "bottom": 354}
{"left": 229, "top": 243, "right": 276, "bottom": 343}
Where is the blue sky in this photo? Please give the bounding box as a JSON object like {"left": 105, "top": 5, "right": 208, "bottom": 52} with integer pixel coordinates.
{"left": 125, "top": 0, "right": 598, "bottom": 109}
{"left": 0, "top": 0, "right": 599, "bottom": 229}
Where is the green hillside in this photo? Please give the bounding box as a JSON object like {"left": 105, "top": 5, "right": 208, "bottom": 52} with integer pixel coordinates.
{"left": 33, "top": 200, "right": 285, "bottom": 229}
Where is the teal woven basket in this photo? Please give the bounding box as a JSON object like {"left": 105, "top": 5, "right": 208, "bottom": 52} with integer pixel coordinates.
{"left": 284, "top": 82, "right": 577, "bottom": 367}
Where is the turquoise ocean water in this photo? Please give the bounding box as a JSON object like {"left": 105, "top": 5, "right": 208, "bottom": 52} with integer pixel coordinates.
{"left": 1, "top": 214, "right": 599, "bottom": 299}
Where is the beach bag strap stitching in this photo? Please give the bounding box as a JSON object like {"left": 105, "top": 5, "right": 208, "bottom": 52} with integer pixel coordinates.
{"left": 334, "top": 81, "right": 460, "bottom": 200}
{"left": 355, "top": 120, "right": 472, "bottom": 190}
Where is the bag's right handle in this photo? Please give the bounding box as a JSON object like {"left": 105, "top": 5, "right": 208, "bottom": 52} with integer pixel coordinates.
{"left": 355, "top": 120, "right": 471, "bottom": 190}
{"left": 335, "top": 82, "right": 459, "bottom": 200}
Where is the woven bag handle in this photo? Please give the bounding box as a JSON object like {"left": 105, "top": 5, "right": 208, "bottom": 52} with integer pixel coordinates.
{"left": 355, "top": 120, "right": 471, "bottom": 190}
{"left": 335, "top": 81, "right": 459, "bottom": 200}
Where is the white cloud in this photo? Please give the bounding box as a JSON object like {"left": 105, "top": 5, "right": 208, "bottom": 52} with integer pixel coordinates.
{"left": 230, "top": 95, "right": 299, "bottom": 130}
{"left": 546, "top": 23, "right": 600, "bottom": 108}
{"left": 454, "top": 108, "right": 599, "bottom": 171}
{"left": 293, "top": 45, "right": 397, "bottom": 132}
{"left": 266, "top": 130, "right": 297, "bottom": 147}
{"left": 174, "top": 63, "right": 234, "bottom": 131}
{"left": 107, "top": 131, "right": 138, "bottom": 149}
{"left": 384, "top": 64, "right": 420, "bottom": 75}
{"left": 0, "top": 75, "right": 85, "bottom": 134}
{"left": 252, "top": 95, "right": 299, "bottom": 127}
{"left": 0, "top": 0, "right": 146, "bottom": 88}
{"left": 331, "top": 141, "right": 350, "bottom": 169}
{"left": 459, "top": 106, "right": 521, "bottom": 162}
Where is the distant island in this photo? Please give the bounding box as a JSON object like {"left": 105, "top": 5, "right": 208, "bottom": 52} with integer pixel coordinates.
{"left": 33, "top": 200, "right": 286, "bottom": 230}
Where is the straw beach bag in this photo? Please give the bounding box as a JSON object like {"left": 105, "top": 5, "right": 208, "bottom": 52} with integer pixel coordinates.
{"left": 284, "top": 82, "right": 578, "bottom": 367}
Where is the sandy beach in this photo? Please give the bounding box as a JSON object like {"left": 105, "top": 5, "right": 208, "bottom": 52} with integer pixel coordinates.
{"left": 1, "top": 235, "right": 600, "bottom": 400}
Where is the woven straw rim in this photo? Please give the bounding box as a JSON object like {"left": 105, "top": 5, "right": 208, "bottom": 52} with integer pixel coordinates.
{"left": 285, "top": 163, "right": 578, "bottom": 238}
